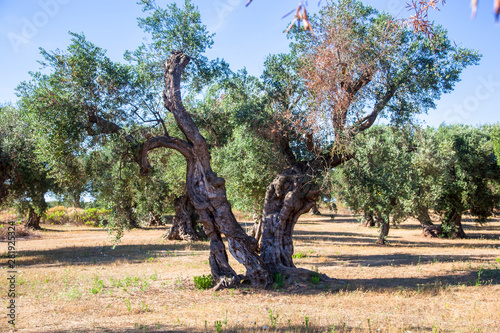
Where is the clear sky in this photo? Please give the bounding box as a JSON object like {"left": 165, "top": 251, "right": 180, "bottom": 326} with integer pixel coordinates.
{"left": 0, "top": 0, "right": 499, "bottom": 127}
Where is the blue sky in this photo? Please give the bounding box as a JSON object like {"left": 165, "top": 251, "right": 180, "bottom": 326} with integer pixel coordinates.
{"left": 0, "top": 0, "right": 498, "bottom": 127}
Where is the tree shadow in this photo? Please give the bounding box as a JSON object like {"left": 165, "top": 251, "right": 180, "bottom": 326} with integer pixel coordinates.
{"left": 14, "top": 242, "right": 210, "bottom": 268}
{"left": 338, "top": 268, "right": 500, "bottom": 291}
{"left": 50, "top": 322, "right": 429, "bottom": 333}
{"left": 36, "top": 225, "right": 171, "bottom": 232}
{"left": 266, "top": 267, "right": 500, "bottom": 297}
{"left": 312, "top": 253, "right": 499, "bottom": 268}
{"left": 292, "top": 229, "right": 500, "bottom": 249}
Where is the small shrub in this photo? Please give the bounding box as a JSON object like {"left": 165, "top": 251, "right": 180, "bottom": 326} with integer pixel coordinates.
{"left": 292, "top": 251, "right": 307, "bottom": 259}
{"left": 273, "top": 273, "right": 284, "bottom": 289}
{"left": 311, "top": 273, "right": 320, "bottom": 285}
{"left": 44, "top": 206, "right": 110, "bottom": 226}
{"left": 269, "top": 309, "right": 279, "bottom": 327}
{"left": 215, "top": 320, "right": 222, "bottom": 333}
{"left": 193, "top": 274, "right": 213, "bottom": 290}
{"left": 89, "top": 276, "right": 104, "bottom": 294}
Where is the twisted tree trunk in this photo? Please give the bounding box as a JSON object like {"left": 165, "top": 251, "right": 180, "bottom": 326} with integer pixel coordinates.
{"left": 377, "top": 214, "right": 390, "bottom": 245}
{"left": 139, "top": 51, "right": 271, "bottom": 288}
{"left": 416, "top": 205, "right": 441, "bottom": 238}
{"left": 163, "top": 194, "right": 206, "bottom": 241}
{"left": 25, "top": 208, "right": 42, "bottom": 230}
{"left": 256, "top": 165, "right": 327, "bottom": 281}
{"left": 418, "top": 208, "right": 466, "bottom": 239}
{"left": 146, "top": 211, "right": 162, "bottom": 227}
{"left": 441, "top": 210, "right": 466, "bottom": 239}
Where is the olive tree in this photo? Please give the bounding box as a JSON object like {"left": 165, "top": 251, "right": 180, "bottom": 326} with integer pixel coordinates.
{"left": 254, "top": 0, "right": 479, "bottom": 277}
{"left": 0, "top": 105, "right": 52, "bottom": 229}
{"left": 429, "top": 125, "right": 500, "bottom": 238}
{"left": 17, "top": 1, "right": 270, "bottom": 287}
{"left": 333, "top": 126, "right": 415, "bottom": 244}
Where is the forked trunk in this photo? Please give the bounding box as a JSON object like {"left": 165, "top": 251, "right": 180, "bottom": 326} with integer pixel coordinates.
{"left": 258, "top": 165, "right": 319, "bottom": 274}
{"left": 184, "top": 158, "right": 270, "bottom": 288}
{"left": 163, "top": 194, "right": 206, "bottom": 241}
{"left": 441, "top": 210, "right": 466, "bottom": 239}
{"left": 421, "top": 210, "right": 466, "bottom": 239}
{"left": 122, "top": 203, "right": 139, "bottom": 228}
{"left": 25, "top": 208, "right": 42, "bottom": 230}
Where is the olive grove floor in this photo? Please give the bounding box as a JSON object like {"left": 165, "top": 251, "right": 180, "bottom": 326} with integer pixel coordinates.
{"left": 1, "top": 210, "right": 499, "bottom": 332}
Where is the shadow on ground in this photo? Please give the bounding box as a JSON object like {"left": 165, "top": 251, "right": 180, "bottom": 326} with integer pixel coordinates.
{"left": 11, "top": 242, "right": 210, "bottom": 267}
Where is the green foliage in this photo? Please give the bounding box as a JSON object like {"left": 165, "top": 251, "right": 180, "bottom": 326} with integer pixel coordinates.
{"left": 292, "top": 251, "right": 307, "bottom": 259}
{"left": 333, "top": 124, "right": 500, "bottom": 237}
{"left": 273, "top": 273, "right": 284, "bottom": 290}
{"left": 311, "top": 273, "right": 320, "bottom": 285}
{"left": 44, "top": 206, "right": 110, "bottom": 226}
{"left": 212, "top": 126, "right": 285, "bottom": 215}
{"left": 334, "top": 126, "right": 415, "bottom": 226}
{"left": 214, "top": 320, "right": 222, "bottom": 333}
{"left": 131, "top": 0, "right": 229, "bottom": 93}
{"left": 0, "top": 105, "right": 52, "bottom": 218}
{"left": 193, "top": 274, "right": 213, "bottom": 290}
{"left": 269, "top": 309, "right": 279, "bottom": 327}
{"left": 15, "top": 1, "right": 226, "bottom": 234}
{"left": 432, "top": 125, "right": 500, "bottom": 222}
{"left": 89, "top": 276, "right": 104, "bottom": 295}
{"left": 491, "top": 124, "right": 500, "bottom": 167}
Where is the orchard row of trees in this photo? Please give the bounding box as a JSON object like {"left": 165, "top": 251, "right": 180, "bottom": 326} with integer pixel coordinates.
{"left": 1, "top": 0, "right": 497, "bottom": 287}
{"left": 333, "top": 125, "right": 500, "bottom": 244}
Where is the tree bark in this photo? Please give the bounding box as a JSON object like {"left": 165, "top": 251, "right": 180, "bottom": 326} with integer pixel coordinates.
{"left": 309, "top": 202, "right": 321, "bottom": 215}
{"left": 145, "top": 211, "right": 162, "bottom": 227}
{"left": 419, "top": 210, "right": 466, "bottom": 239}
{"left": 416, "top": 205, "right": 441, "bottom": 238}
{"left": 69, "top": 191, "right": 82, "bottom": 209}
{"left": 441, "top": 210, "right": 466, "bottom": 239}
{"left": 163, "top": 194, "right": 206, "bottom": 241}
{"left": 25, "top": 207, "right": 42, "bottom": 230}
{"left": 122, "top": 201, "right": 139, "bottom": 228}
{"left": 139, "top": 51, "right": 271, "bottom": 288}
{"left": 362, "top": 210, "right": 376, "bottom": 227}
{"left": 258, "top": 165, "right": 319, "bottom": 274}
{"left": 376, "top": 214, "right": 390, "bottom": 245}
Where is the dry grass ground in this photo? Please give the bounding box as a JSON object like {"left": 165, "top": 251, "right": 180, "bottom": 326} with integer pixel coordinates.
{"left": 1, "top": 210, "right": 499, "bottom": 333}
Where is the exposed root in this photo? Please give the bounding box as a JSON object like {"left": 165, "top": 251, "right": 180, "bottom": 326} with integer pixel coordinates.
{"left": 212, "top": 276, "right": 240, "bottom": 291}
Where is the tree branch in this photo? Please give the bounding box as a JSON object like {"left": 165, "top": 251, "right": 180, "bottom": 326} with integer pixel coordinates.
{"left": 163, "top": 51, "right": 209, "bottom": 162}
{"left": 353, "top": 84, "right": 397, "bottom": 132}
{"left": 137, "top": 135, "right": 193, "bottom": 176}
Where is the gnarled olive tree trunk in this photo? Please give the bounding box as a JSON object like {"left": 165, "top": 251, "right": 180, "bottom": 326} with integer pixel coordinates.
{"left": 440, "top": 210, "right": 466, "bottom": 239}
{"left": 139, "top": 51, "right": 271, "bottom": 288}
{"left": 377, "top": 214, "right": 390, "bottom": 245}
{"left": 416, "top": 205, "right": 441, "bottom": 238}
{"left": 362, "top": 210, "right": 376, "bottom": 227}
{"left": 25, "top": 208, "right": 42, "bottom": 230}
{"left": 417, "top": 207, "right": 466, "bottom": 239}
{"left": 255, "top": 165, "right": 326, "bottom": 281}
{"left": 163, "top": 193, "right": 206, "bottom": 241}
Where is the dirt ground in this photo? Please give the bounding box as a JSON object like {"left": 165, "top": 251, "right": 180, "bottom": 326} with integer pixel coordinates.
{"left": 1, "top": 210, "right": 499, "bottom": 332}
